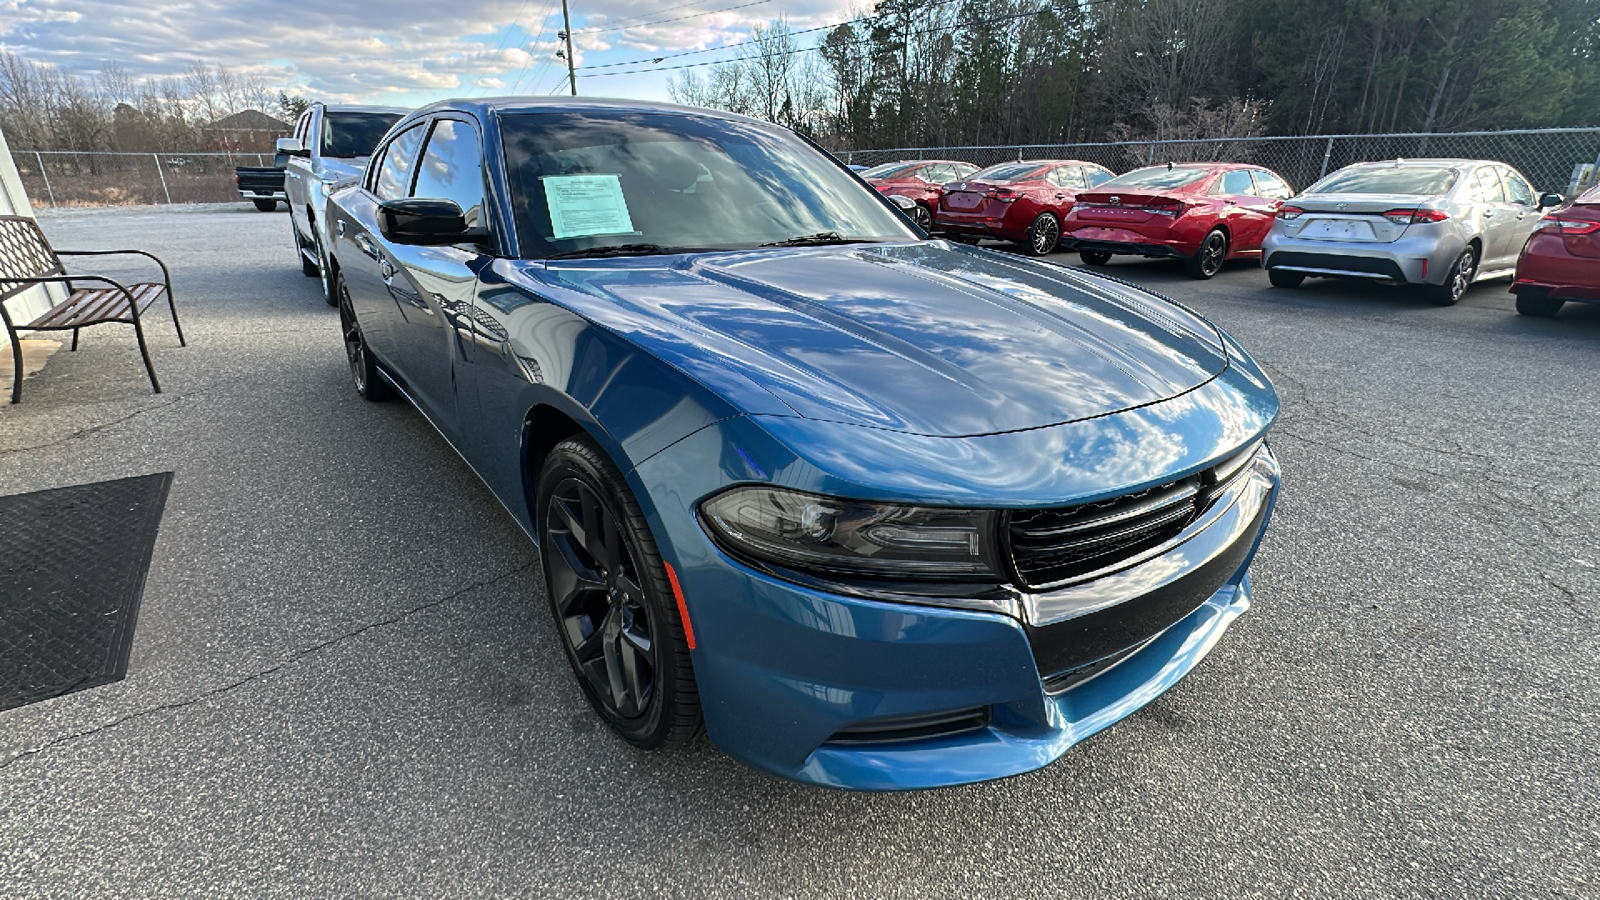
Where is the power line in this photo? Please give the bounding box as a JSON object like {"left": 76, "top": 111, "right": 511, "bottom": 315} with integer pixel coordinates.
{"left": 580, "top": 0, "right": 1111, "bottom": 79}
{"left": 578, "top": 0, "right": 970, "bottom": 72}
{"left": 571, "top": 0, "right": 744, "bottom": 32}
{"left": 572, "top": 0, "right": 773, "bottom": 35}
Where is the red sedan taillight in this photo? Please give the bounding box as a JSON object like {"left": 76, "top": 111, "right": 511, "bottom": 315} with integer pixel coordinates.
{"left": 1382, "top": 208, "right": 1449, "bottom": 225}
{"left": 1539, "top": 216, "right": 1600, "bottom": 234}
{"left": 985, "top": 188, "right": 1020, "bottom": 203}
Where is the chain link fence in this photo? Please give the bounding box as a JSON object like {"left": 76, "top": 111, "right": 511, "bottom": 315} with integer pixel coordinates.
{"left": 841, "top": 127, "right": 1600, "bottom": 195}
{"left": 8, "top": 151, "right": 274, "bottom": 207}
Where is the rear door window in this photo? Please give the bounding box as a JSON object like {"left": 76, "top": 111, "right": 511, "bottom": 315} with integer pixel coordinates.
{"left": 1469, "top": 167, "right": 1507, "bottom": 204}
{"left": 1252, "top": 170, "right": 1292, "bottom": 199}
{"left": 372, "top": 123, "right": 427, "bottom": 201}
{"left": 1499, "top": 167, "right": 1536, "bottom": 207}
{"left": 1049, "top": 166, "right": 1088, "bottom": 189}
{"left": 1211, "top": 170, "right": 1256, "bottom": 196}
{"left": 411, "top": 119, "right": 486, "bottom": 227}
{"left": 1086, "top": 166, "right": 1115, "bottom": 186}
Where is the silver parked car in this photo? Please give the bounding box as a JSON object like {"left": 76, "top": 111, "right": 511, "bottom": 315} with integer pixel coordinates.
{"left": 277, "top": 103, "right": 408, "bottom": 304}
{"left": 1262, "top": 159, "right": 1563, "bottom": 304}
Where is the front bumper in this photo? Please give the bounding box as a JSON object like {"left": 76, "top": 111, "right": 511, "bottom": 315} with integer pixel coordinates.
{"left": 1263, "top": 229, "right": 1465, "bottom": 286}
{"left": 636, "top": 424, "right": 1280, "bottom": 790}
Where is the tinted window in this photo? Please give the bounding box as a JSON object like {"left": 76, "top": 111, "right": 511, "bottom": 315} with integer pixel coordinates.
{"left": 1086, "top": 167, "right": 1115, "bottom": 186}
{"left": 500, "top": 111, "right": 915, "bottom": 259}
{"left": 1469, "top": 167, "right": 1506, "bottom": 203}
{"left": 411, "top": 119, "right": 486, "bottom": 227}
{"left": 861, "top": 162, "right": 918, "bottom": 179}
{"left": 1310, "top": 166, "right": 1460, "bottom": 195}
{"left": 953, "top": 163, "right": 979, "bottom": 178}
{"left": 1253, "top": 170, "right": 1292, "bottom": 199}
{"left": 1500, "top": 167, "right": 1535, "bottom": 206}
{"left": 373, "top": 123, "right": 427, "bottom": 201}
{"left": 1100, "top": 166, "right": 1211, "bottom": 190}
{"left": 1212, "top": 170, "right": 1256, "bottom": 195}
{"left": 322, "top": 111, "right": 405, "bottom": 159}
{"left": 972, "top": 163, "right": 1048, "bottom": 182}
{"left": 1050, "top": 167, "right": 1088, "bottom": 189}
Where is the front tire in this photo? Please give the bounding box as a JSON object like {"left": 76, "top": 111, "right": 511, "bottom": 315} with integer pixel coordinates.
{"left": 1425, "top": 245, "right": 1477, "bottom": 305}
{"left": 253, "top": 198, "right": 278, "bottom": 212}
{"left": 910, "top": 203, "right": 933, "bottom": 230}
{"left": 1186, "top": 229, "right": 1228, "bottom": 279}
{"left": 1515, "top": 290, "right": 1564, "bottom": 317}
{"left": 1268, "top": 268, "right": 1305, "bottom": 288}
{"left": 537, "top": 436, "right": 701, "bottom": 750}
{"left": 1025, "top": 212, "right": 1061, "bottom": 256}
{"left": 336, "top": 271, "right": 392, "bottom": 402}
{"left": 1079, "top": 249, "right": 1112, "bottom": 266}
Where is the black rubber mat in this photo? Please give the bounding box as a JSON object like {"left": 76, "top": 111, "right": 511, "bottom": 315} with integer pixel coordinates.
{"left": 0, "top": 473, "right": 172, "bottom": 712}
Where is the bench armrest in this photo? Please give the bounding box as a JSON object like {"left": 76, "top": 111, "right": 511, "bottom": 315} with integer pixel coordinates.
{"left": 54, "top": 250, "right": 173, "bottom": 294}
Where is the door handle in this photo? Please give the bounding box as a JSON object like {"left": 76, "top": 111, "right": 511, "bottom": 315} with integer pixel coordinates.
{"left": 1482, "top": 210, "right": 1495, "bottom": 218}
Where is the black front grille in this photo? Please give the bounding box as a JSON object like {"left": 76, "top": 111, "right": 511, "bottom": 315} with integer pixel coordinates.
{"left": 1008, "top": 444, "right": 1258, "bottom": 590}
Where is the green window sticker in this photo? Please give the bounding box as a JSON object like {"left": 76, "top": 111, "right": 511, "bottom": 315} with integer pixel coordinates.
{"left": 542, "top": 174, "right": 636, "bottom": 240}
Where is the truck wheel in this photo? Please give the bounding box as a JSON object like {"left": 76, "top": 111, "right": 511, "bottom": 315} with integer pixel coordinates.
{"left": 253, "top": 199, "right": 278, "bottom": 212}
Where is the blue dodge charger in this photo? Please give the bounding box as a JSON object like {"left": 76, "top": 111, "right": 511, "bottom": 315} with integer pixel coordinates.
{"left": 324, "top": 98, "right": 1281, "bottom": 790}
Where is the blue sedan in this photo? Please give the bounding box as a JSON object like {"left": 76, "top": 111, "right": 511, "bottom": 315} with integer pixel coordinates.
{"left": 323, "top": 98, "right": 1281, "bottom": 790}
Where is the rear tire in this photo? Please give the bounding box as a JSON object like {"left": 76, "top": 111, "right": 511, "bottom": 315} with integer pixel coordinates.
{"left": 1079, "top": 249, "right": 1112, "bottom": 266}
{"left": 1025, "top": 213, "right": 1061, "bottom": 256}
{"left": 1424, "top": 245, "right": 1477, "bottom": 305}
{"left": 1268, "top": 268, "right": 1305, "bottom": 288}
{"left": 336, "top": 271, "right": 392, "bottom": 402}
{"left": 537, "top": 436, "right": 702, "bottom": 751}
{"left": 253, "top": 199, "right": 278, "bottom": 212}
{"left": 1515, "top": 290, "right": 1564, "bottom": 317}
{"left": 1185, "top": 229, "right": 1228, "bottom": 279}
{"left": 910, "top": 203, "right": 932, "bottom": 230}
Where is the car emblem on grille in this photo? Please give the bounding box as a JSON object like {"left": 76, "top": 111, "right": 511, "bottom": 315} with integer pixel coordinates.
{"left": 1110, "top": 196, "right": 1120, "bottom": 205}
{"left": 1336, "top": 202, "right": 1347, "bottom": 210}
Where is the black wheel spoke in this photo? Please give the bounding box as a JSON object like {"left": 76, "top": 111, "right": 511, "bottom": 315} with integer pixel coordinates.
{"left": 618, "top": 639, "right": 649, "bottom": 716}
{"left": 549, "top": 535, "right": 606, "bottom": 616}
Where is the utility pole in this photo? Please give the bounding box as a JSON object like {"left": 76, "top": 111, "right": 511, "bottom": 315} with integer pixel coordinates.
{"left": 559, "top": 0, "right": 577, "bottom": 96}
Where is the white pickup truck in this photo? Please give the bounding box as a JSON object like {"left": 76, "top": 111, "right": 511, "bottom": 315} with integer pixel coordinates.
{"left": 277, "top": 103, "right": 407, "bottom": 304}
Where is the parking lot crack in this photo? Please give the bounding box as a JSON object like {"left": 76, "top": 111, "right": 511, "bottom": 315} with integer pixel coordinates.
{"left": 0, "top": 561, "right": 534, "bottom": 771}
{"left": 0, "top": 397, "right": 185, "bottom": 454}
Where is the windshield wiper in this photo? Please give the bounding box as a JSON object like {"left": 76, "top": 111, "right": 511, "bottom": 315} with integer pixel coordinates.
{"left": 545, "top": 243, "right": 677, "bottom": 260}
{"left": 759, "top": 232, "right": 882, "bottom": 247}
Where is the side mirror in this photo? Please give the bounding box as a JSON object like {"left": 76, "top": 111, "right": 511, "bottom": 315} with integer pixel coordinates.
{"left": 1537, "top": 191, "right": 1565, "bottom": 210}
{"left": 276, "top": 137, "right": 309, "bottom": 158}
{"left": 378, "top": 198, "right": 487, "bottom": 246}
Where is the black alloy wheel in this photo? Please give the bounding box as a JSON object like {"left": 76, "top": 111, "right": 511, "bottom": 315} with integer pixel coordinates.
{"left": 1515, "top": 290, "right": 1564, "bottom": 317}
{"left": 538, "top": 436, "right": 701, "bottom": 750}
{"left": 336, "top": 272, "right": 391, "bottom": 402}
{"left": 253, "top": 199, "right": 277, "bottom": 212}
{"left": 1268, "top": 268, "right": 1305, "bottom": 288}
{"left": 1186, "top": 229, "right": 1228, "bottom": 279}
{"left": 1079, "top": 249, "right": 1112, "bottom": 266}
{"left": 1027, "top": 213, "right": 1061, "bottom": 256}
{"left": 911, "top": 203, "right": 933, "bottom": 230}
{"left": 1426, "top": 245, "right": 1477, "bottom": 305}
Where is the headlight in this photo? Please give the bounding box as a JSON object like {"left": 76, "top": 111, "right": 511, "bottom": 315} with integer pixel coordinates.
{"left": 700, "top": 486, "right": 1002, "bottom": 580}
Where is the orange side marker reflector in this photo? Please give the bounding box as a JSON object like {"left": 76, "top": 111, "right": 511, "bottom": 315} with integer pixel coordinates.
{"left": 663, "top": 561, "right": 696, "bottom": 650}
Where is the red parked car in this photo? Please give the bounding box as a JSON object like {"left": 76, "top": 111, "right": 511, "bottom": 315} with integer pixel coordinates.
{"left": 935, "top": 160, "right": 1118, "bottom": 255}
{"left": 863, "top": 159, "right": 980, "bottom": 230}
{"left": 1510, "top": 185, "right": 1600, "bottom": 317}
{"left": 1059, "top": 163, "right": 1294, "bottom": 279}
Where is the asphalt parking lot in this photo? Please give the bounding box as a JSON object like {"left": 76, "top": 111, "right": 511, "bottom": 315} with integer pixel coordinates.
{"left": 1, "top": 204, "right": 1597, "bottom": 899}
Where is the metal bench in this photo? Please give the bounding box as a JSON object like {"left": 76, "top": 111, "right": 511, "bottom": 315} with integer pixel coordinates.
{"left": 0, "top": 214, "right": 186, "bottom": 403}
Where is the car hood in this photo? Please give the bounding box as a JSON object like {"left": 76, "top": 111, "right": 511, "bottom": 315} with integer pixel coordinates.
{"left": 518, "top": 242, "right": 1227, "bottom": 437}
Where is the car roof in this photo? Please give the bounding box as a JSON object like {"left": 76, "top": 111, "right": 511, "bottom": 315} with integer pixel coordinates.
{"left": 1341, "top": 158, "right": 1488, "bottom": 168}
{"left": 994, "top": 159, "right": 1107, "bottom": 169}
{"left": 320, "top": 104, "right": 411, "bottom": 115}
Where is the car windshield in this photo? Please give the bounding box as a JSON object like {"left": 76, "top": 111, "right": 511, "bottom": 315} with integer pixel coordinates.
{"left": 971, "top": 163, "right": 1047, "bottom": 182}
{"left": 1310, "top": 166, "right": 1460, "bottom": 195}
{"left": 860, "top": 162, "right": 920, "bottom": 179}
{"left": 501, "top": 111, "right": 917, "bottom": 259}
{"left": 1098, "top": 166, "right": 1211, "bottom": 190}
{"left": 322, "top": 112, "right": 405, "bottom": 159}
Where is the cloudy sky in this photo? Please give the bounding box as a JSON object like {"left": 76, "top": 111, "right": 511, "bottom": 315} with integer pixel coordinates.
{"left": 0, "top": 0, "right": 853, "bottom": 107}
